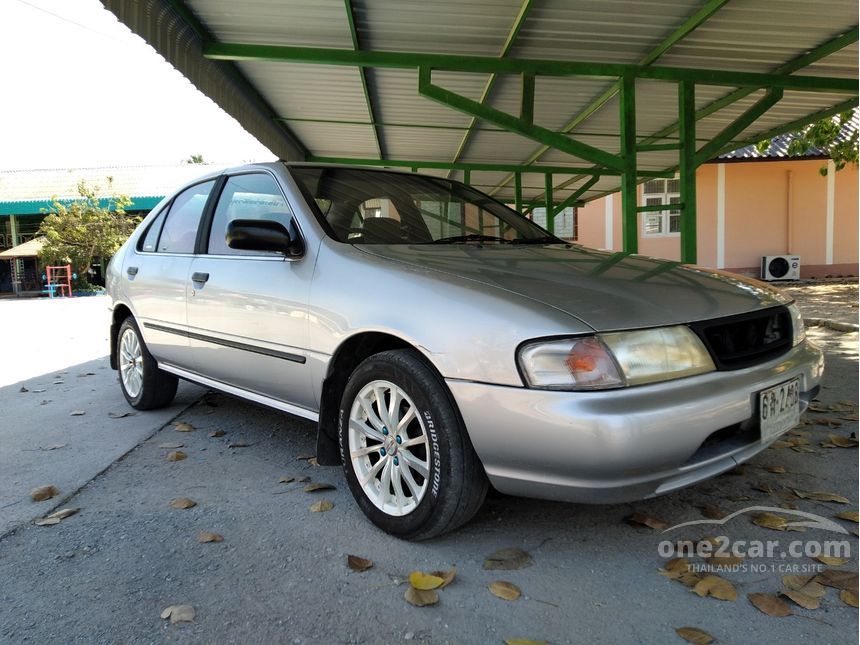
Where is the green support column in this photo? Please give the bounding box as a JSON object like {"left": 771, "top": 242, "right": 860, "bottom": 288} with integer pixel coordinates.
{"left": 544, "top": 173, "right": 554, "bottom": 234}
{"left": 619, "top": 74, "right": 638, "bottom": 253}
{"left": 9, "top": 214, "right": 19, "bottom": 246}
{"left": 678, "top": 80, "right": 697, "bottom": 264}
{"left": 514, "top": 172, "right": 522, "bottom": 213}
{"left": 463, "top": 169, "right": 471, "bottom": 186}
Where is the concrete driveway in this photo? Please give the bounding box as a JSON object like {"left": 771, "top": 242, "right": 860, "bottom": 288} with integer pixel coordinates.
{"left": 0, "top": 290, "right": 856, "bottom": 644}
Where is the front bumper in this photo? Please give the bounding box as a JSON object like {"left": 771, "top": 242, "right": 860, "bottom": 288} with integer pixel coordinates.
{"left": 448, "top": 340, "right": 824, "bottom": 504}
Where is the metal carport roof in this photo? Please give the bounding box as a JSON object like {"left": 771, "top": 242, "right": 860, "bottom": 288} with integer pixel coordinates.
{"left": 99, "top": 0, "right": 857, "bottom": 262}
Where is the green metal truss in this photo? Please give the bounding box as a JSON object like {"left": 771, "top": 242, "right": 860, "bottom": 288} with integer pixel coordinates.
{"left": 343, "top": 0, "right": 384, "bottom": 159}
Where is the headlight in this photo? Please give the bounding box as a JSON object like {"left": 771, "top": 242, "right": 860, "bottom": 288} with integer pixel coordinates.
{"left": 787, "top": 302, "right": 806, "bottom": 346}
{"left": 518, "top": 326, "right": 715, "bottom": 390}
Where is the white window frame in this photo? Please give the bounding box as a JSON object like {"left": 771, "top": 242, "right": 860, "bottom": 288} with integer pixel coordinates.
{"left": 641, "top": 177, "right": 681, "bottom": 238}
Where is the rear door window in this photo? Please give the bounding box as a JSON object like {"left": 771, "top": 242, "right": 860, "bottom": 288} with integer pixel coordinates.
{"left": 157, "top": 180, "right": 215, "bottom": 254}
{"left": 207, "top": 173, "right": 293, "bottom": 256}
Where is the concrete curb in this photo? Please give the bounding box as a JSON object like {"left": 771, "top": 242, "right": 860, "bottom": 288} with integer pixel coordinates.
{"left": 806, "top": 318, "right": 859, "bottom": 333}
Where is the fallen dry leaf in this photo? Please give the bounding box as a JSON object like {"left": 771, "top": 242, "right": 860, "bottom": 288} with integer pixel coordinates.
{"left": 209, "top": 430, "right": 225, "bottom": 438}
{"left": 29, "top": 485, "right": 59, "bottom": 502}
{"left": 782, "top": 575, "right": 825, "bottom": 598}
{"left": 409, "top": 571, "right": 445, "bottom": 590}
{"left": 404, "top": 586, "right": 438, "bottom": 607}
{"left": 483, "top": 547, "right": 533, "bottom": 570}
{"left": 625, "top": 512, "right": 668, "bottom": 530}
{"left": 813, "top": 555, "right": 848, "bottom": 566}
{"left": 169, "top": 497, "right": 197, "bottom": 510}
{"left": 753, "top": 483, "right": 775, "bottom": 494}
{"left": 781, "top": 590, "right": 820, "bottom": 610}
{"left": 174, "top": 422, "right": 195, "bottom": 432}
{"left": 699, "top": 505, "right": 728, "bottom": 520}
{"left": 34, "top": 508, "right": 79, "bottom": 526}
{"left": 278, "top": 476, "right": 295, "bottom": 484}
{"left": 429, "top": 567, "right": 457, "bottom": 589}
{"left": 659, "top": 557, "right": 693, "bottom": 579}
{"left": 675, "top": 627, "right": 714, "bottom": 645}
{"left": 827, "top": 434, "right": 859, "bottom": 448}
{"left": 346, "top": 555, "right": 373, "bottom": 572}
{"left": 770, "top": 440, "right": 792, "bottom": 449}
{"left": 764, "top": 466, "right": 787, "bottom": 474}
{"left": 840, "top": 589, "right": 859, "bottom": 607}
{"left": 303, "top": 482, "right": 336, "bottom": 492}
{"left": 748, "top": 592, "right": 791, "bottom": 617}
{"left": 197, "top": 531, "right": 223, "bottom": 543}
{"left": 489, "top": 580, "right": 521, "bottom": 601}
{"left": 159, "top": 442, "right": 184, "bottom": 449}
{"left": 160, "top": 604, "right": 195, "bottom": 624}
{"left": 108, "top": 411, "right": 134, "bottom": 418}
{"left": 69, "top": 410, "right": 86, "bottom": 416}
{"left": 166, "top": 451, "right": 187, "bottom": 462}
{"left": 692, "top": 575, "right": 737, "bottom": 601}
{"left": 752, "top": 512, "right": 805, "bottom": 531}
{"left": 792, "top": 489, "right": 850, "bottom": 504}
{"left": 705, "top": 552, "right": 744, "bottom": 566}
{"left": 310, "top": 500, "right": 333, "bottom": 512}
{"left": 296, "top": 454, "right": 315, "bottom": 461}
{"left": 814, "top": 569, "right": 859, "bottom": 592}
{"left": 836, "top": 510, "right": 859, "bottom": 522}
{"left": 791, "top": 445, "right": 817, "bottom": 453}
{"left": 308, "top": 457, "right": 320, "bottom": 466}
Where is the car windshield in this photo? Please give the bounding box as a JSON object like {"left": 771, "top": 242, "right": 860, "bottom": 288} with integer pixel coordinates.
{"left": 288, "top": 165, "right": 561, "bottom": 245}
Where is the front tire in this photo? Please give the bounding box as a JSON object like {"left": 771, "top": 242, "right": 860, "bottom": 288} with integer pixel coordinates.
{"left": 339, "top": 349, "right": 487, "bottom": 540}
{"left": 117, "top": 317, "right": 178, "bottom": 410}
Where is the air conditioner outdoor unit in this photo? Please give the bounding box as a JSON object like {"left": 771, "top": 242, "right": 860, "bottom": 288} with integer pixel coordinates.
{"left": 761, "top": 255, "right": 801, "bottom": 281}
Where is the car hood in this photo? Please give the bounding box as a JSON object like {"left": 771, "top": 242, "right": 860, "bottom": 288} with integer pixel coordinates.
{"left": 356, "top": 244, "right": 789, "bottom": 332}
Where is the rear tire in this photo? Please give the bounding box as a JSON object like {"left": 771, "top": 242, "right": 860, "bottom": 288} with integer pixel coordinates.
{"left": 117, "top": 317, "right": 178, "bottom": 410}
{"left": 339, "top": 349, "right": 487, "bottom": 540}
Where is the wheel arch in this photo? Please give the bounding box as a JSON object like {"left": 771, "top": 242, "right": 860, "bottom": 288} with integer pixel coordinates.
{"left": 109, "top": 303, "right": 134, "bottom": 370}
{"left": 316, "top": 331, "right": 443, "bottom": 465}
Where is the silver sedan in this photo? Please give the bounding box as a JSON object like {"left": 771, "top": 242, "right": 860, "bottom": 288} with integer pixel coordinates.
{"left": 106, "top": 162, "right": 823, "bottom": 539}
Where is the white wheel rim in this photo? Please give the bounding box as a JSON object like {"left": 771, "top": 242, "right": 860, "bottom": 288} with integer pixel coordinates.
{"left": 348, "top": 380, "right": 430, "bottom": 516}
{"left": 119, "top": 327, "right": 144, "bottom": 398}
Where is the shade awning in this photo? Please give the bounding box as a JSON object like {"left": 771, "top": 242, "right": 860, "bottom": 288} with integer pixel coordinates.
{"left": 0, "top": 236, "right": 45, "bottom": 259}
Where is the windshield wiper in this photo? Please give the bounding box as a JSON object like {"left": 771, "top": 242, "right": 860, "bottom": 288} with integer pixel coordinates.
{"left": 511, "top": 235, "right": 565, "bottom": 245}
{"left": 430, "top": 234, "right": 511, "bottom": 244}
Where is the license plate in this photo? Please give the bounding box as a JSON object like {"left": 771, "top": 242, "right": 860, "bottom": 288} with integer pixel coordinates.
{"left": 759, "top": 378, "right": 800, "bottom": 443}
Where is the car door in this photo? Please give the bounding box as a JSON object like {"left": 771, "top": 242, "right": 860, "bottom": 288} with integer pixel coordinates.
{"left": 186, "top": 171, "right": 315, "bottom": 411}
{"left": 124, "top": 179, "right": 216, "bottom": 369}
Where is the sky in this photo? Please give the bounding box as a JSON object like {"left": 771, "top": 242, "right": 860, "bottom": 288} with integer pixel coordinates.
{"left": 0, "top": 0, "right": 276, "bottom": 170}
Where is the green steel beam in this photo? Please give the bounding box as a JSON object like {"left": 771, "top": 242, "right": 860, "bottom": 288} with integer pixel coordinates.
{"left": 694, "top": 88, "right": 783, "bottom": 165}
{"left": 306, "top": 155, "right": 674, "bottom": 176}
{"left": 462, "top": 169, "right": 471, "bottom": 185}
{"left": 514, "top": 173, "right": 522, "bottom": 212}
{"left": 619, "top": 74, "right": 638, "bottom": 254}
{"left": 552, "top": 176, "right": 599, "bottom": 216}
{"left": 446, "top": 0, "right": 535, "bottom": 177}
{"left": 632, "top": 261, "right": 682, "bottom": 282}
{"left": 419, "top": 68, "right": 625, "bottom": 170}
{"left": 520, "top": 73, "right": 535, "bottom": 125}
{"left": 203, "top": 42, "right": 857, "bottom": 93}
{"left": 480, "top": 0, "right": 729, "bottom": 202}
{"left": 544, "top": 174, "right": 554, "bottom": 234}
{"left": 678, "top": 80, "right": 697, "bottom": 264}
{"left": 714, "top": 97, "right": 859, "bottom": 157}
{"left": 344, "top": 0, "right": 384, "bottom": 159}
{"left": 590, "top": 252, "right": 631, "bottom": 277}
{"left": 636, "top": 202, "right": 685, "bottom": 213}
{"left": 642, "top": 27, "right": 858, "bottom": 147}
{"left": 489, "top": 24, "right": 859, "bottom": 198}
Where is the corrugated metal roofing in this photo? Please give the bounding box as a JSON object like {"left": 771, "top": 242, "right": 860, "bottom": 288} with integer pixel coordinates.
{"left": 99, "top": 0, "right": 858, "bottom": 203}
{"left": 0, "top": 164, "right": 215, "bottom": 203}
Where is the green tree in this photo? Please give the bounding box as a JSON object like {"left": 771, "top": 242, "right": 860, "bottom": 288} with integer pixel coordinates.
{"left": 37, "top": 180, "right": 138, "bottom": 287}
{"left": 185, "top": 154, "right": 205, "bottom": 164}
{"left": 755, "top": 109, "right": 858, "bottom": 175}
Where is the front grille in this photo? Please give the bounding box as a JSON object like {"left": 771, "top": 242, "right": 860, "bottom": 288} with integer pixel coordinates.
{"left": 690, "top": 306, "right": 792, "bottom": 370}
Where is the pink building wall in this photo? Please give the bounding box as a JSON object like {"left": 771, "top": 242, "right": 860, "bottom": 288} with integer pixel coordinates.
{"left": 576, "top": 159, "right": 858, "bottom": 279}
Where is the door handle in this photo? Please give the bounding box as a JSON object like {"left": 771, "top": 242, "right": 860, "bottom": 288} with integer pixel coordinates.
{"left": 126, "top": 266, "right": 138, "bottom": 277}
{"left": 191, "top": 272, "right": 210, "bottom": 284}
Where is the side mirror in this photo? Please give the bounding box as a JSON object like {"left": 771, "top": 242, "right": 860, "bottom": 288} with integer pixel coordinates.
{"left": 226, "top": 219, "right": 301, "bottom": 256}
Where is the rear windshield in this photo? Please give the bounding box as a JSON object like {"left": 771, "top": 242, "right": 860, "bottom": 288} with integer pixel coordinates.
{"left": 288, "top": 166, "right": 560, "bottom": 245}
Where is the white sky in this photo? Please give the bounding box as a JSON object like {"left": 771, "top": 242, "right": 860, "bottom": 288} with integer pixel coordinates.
{"left": 0, "top": 0, "right": 277, "bottom": 170}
